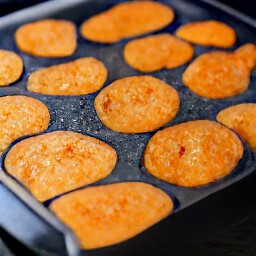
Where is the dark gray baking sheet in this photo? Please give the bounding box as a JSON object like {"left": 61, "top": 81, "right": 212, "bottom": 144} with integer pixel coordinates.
{"left": 0, "top": 0, "right": 255, "bottom": 255}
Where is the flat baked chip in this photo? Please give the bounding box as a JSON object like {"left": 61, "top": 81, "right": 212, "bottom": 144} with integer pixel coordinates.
{"left": 94, "top": 76, "right": 180, "bottom": 133}
{"left": 182, "top": 45, "right": 255, "bottom": 99}
{"left": 176, "top": 20, "right": 236, "bottom": 48}
{"left": 234, "top": 43, "right": 256, "bottom": 71}
{"left": 5, "top": 131, "right": 117, "bottom": 202}
{"left": 217, "top": 103, "right": 256, "bottom": 152}
{"left": 50, "top": 182, "right": 173, "bottom": 249}
{"left": 15, "top": 19, "right": 76, "bottom": 57}
{"left": 28, "top": 57, "right": 107, "bottom": 95}
{"left": 0, "top": 49, "right": 23, "bottom": 86}
{"left": 143, "top": 120, "right": 243, "bottom": 187}
{"left": 0, "top": 96, "right": 50, "bottom": 155}
{"left": 124, "top": 33, "right": 194, "bottom": 72}
{"left": 80, "top": 1, "right": 174, "bottom": 43}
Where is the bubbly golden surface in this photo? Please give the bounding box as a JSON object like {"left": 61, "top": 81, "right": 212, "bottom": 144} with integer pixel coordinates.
{"left": 80, "top": 1, "right": 174, "bottom": 43}
{"left": 95, "top": 76, "right": 180, "bottom": 133}
{"left": 217, "top": 103, "right": 256, "bottom": 152}
{"left": 5, "top": 131, "right": 117, "bottom": 201}
{"left": 176, "top": 20, "right": 236, "bottom": 48}
{"left": 15, "top": 19, "right": 76, "bottom": 57}
{"left": 0, "top": 96, "right": 50, "bottom": 155}
{"left": 124, "top": 33, "right": 194, "bottom": 72}
{"left": 50, "top": 182, "right": 173, "bottom": 249}
{"left": 234, "top": 43, "right": 256, "bottom": 71}
{"left": 143, "top": 120, "right": 243, "bottom": 187}
{"left": 182, "top": 44, "right": 255, "bottom": 99}
{"left": 28, "top": 57, "right": 107, "bottom": 95}
{"left": 0, "top": 49, "right": 23, "bottom": 86}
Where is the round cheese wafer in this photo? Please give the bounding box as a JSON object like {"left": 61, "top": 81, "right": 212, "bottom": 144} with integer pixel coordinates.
{"left": 182, "top": 47, "right": 251, "bottom": 99}
{"left": 80, "top": 1, "right": 174, "bottom": 43}
{"left": 94, "top": 76, "right": 180, "bottom": 133}
{"left": 217, "top": 103, "right": 256, "bottom": 152}
{"left": 143, "top": 120, "right": 243, "bottom": 187}
{"left": 124, "top": 34, "right": 194, "bottom": 72}
{"left": 176, "top": 20, "right": 236, "bottom": 48}
{"left": 0, "top": 95, "right": 50, "bottom": 155}
{"left": 15, "top": 19, "right": 76, "bottom": 57}
{"left": 28, "top": 57, "right": 107, "bottom": 95}
{"left": 5, "top": 131, "right": 117, "bottom": 201}
{"left": 0, "top": 49, "right": 23, "bottom": 86}
{"left": 234, "top": 43, "right": 256, "bottom": 71}
{"left": 50, "top": 182, "right": 173, "bottom": 249}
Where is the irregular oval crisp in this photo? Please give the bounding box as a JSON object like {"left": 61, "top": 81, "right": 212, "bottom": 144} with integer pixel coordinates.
{"left": 5, "top": 131, "right": 117, "bottom": 201}
{"left": 143, "top": 120, "right": 243, "bottom": 187}
{"left": 80, "top": 1, "right": 174, "bottom": 43}
{"left": 94, "top": 76, "right": 180, "bottom": 133}
{"left": 15, "top": 19, "right": 76, "bottom": 57}
{"left": 50, "top": 182, "right": 173, "bottom": 249}
{"left": 0, "top": 96, "right": 50, "bottom": 155}
{"left": 28, "top": 58, "right": 107, "bottom": 95}
{"left": 176, "top": 20, "right": 236, "bottom": 48}
{"left": 182, "top": 45, "right": 254, "bottom": 99}
{"left": 0, "top": 49, "right": 23, "bottom": 86}
{"left": 234, "top": 43, "right": 256, "bottom": 71}
{"left": 124, "top": 34, "right": 194, "bottom": 72}
{"left": 217, "top": 103, "right": 256, "bottom": 152}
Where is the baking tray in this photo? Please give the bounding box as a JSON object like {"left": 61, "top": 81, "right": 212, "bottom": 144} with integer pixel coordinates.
{"left": 0, "top": 0, "right": 256, "bottom": 255}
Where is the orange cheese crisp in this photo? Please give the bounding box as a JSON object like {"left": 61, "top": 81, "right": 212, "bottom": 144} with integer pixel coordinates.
{"left": 0, "top": 96, "right": 50, "bottom": 155}
{"left": 143, "top": 120, "right": 243, "bottom": 187}
{"left": 28, "top": 57, "right": 107, "bottom": 95}
{"left": 80, "top": 1, "right": 174, "bottom": 43}
{"left": 234, "top": 43, "right": 256, "bottom": 71}
{"left": 124, "top": 34, "right": 194, "bottom": 72}
{"left": 50, "top": 182, "right": 173, "bottom": 249}
{"left": 95, "top": 76, "right": 180, "bottom": 133}
{"left": 176, "top": 20, "right": 236, "bottom": 48}
{"left": 182, "top": 44, "right": 256, "bottom": 99}
{"left": 217, "top": 103, "right": 256, "bottom": 152}
{"left": 15, "top": 19, "right": 76, "bottom": 57}
{"left": 0, "top": 50, "right": 23, "bottom": 86}
{"left": 5, "top": 131, "right": 117, "bottom": 201}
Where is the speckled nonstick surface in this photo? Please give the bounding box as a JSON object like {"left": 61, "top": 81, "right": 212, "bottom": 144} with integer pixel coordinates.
{"left": 0, "top": 0, "right": 255, "bottom": 255}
